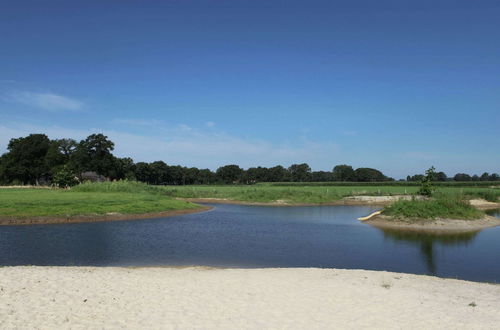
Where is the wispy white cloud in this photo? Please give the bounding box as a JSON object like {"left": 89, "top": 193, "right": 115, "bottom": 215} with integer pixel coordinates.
{"left": 5, "top": 91, "right": 83, "bottom": 111}
{"left": 205, "top": 121, "right": 215, "bottom": 128}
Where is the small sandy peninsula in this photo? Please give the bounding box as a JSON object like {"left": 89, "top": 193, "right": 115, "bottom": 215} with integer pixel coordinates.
{"left": 365, "top": 214, "right": 500, "bottom": 233}
{"left": 1, "top": 267, "right": 499, "bottom": 329}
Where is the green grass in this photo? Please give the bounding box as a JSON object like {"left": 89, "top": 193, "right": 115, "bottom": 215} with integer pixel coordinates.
{"left": 0, "top": 181, "right": 198, "bottom": 219}
{"left": 161, "top": 184, "right": 499, "bottom": 204}
{"left": 383, "top": 196, "right": 484, "bottom": 220}
{"left": 2, "top": 180, "right": 497, "bottom": 219}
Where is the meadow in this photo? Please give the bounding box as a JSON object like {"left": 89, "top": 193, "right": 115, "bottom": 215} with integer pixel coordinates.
{"left": 162, "top": 184, "right": 500, "bottom": 203}
{"left": 0, "top": 181, "right": 197, "bottom": 219}
{"left": 0, "top": 181, "right": 498, "bottom": 220}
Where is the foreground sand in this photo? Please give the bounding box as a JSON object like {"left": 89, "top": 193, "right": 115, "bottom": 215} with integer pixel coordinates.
{"left": 1, "top": 267, "right": 499, "bottom": 329}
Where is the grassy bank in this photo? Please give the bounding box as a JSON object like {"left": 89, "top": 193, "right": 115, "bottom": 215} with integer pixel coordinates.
{"left": 383, "top": 197, "right": 484, "bottom": 220}
{"left": 162, "top": 184, "right": 499, "bottom": 204}
{"left": 0, "top": 181, "right": 198, "bottom": 219}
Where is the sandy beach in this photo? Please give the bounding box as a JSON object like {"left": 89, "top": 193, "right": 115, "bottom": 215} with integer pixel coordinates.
{"left": 1, "top": 267, "right": 499, "bottom": 329}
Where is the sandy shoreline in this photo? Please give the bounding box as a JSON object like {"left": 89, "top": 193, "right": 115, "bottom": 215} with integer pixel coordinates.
{"left": 0, "top": 206, "right": 213, "bottom": 226}
{"left": 365, "top": 214, "right": 500, "bottom": 233}
{"left": 181, "top": 195, "right": 414, "bottom": 206}
{"left": 1, "top": 266, "right": 499, "bottom": 329}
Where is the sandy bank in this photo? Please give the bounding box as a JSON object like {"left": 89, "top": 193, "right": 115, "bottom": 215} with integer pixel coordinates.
{"left": 0, "top": 206, "right": 213, "bottom": 226}
{"left": 1, "top": 267, "right": 499, "bottom": 329}
{"left": 181, "top": 195, "right": 414, "bottom": 206}
{"left": 365, "top": 214, "right": 500, "bottom": 233}
{"left": 469, "top": 198, "right": 500, "bottom": 210}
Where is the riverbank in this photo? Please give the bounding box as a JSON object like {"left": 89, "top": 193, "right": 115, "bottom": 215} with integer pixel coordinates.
{"left": 0, "top": 205, "right": 213, "bottom": 226}
{"left": 0, "top": 182, "right": 208, "bottom": 225}
{"left": 1, "top": 266, "right": 499, "bottom": 329}
{"left": 365, "top": 214, "right": 500, "bottom": 233}
{"left": 181, "top": 195, "right": 416, "bottom": 206}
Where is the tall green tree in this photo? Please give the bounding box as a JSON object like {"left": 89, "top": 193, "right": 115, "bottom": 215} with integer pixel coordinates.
{"left": 354, "top": 167, "right": 386, "bottom": 182}
{"left": 332, "top": 165, "right": 356, "bottom": 181}
{"left": 288, "top": 163, "right": 311, "bottom": 182}
{"left": 2, "top": 134, "right": 51, "bottom": 184}
{"left": 216, "top": 164, "right": 243, "bottom": 183}
{"left": 72, "top": 134, "right": 116, "bottom": 177}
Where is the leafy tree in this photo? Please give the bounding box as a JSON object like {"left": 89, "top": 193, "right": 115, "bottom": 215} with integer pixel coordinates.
{"left": 267, "top": 165, "right": 288, "bottom": 182}
{"left": 149, "top": 161, "right": 169, "bottom": 184}
{"left": 407, "top": 174, "right": 424, "bottom": 182}
{"left": 72, "top": 134, "right": 116, "bottom": 177}
{"left": 454, "top": 173, "right": 472, "bottom": 181}
{"left": 490, "top": 173, "right": 500, "bottom": 181}
{"left": 2, "top": 134, "right": 51, "bottom": 184}
{"left": 480, "top": 172, "right": 490, "bottom": 181}
{"left": 435, "top": 172, "right": 447, "bottom": 181}
{"left": 216, "top": 164, "right": 243, "bottom": 183}
{"left": 52, "top": 165, "right": 78, "bottom": 188}
{"left": 418, "top": 166, "right": 436, "bottom": 196}
{"left": 354, "top": 167, "right": 386, "bottom": 182}
{"left": 288, "top": 163, "right": 311, "bottom": 182}
{"left": 198, "top": 168, "right": 216, "bottom": 184}
{"left": 134, "top": 162, "right": 152, "bottom": 183}
{"left": 311, "top": 171, "right": 333, "bottom": 182}
{"left": 332, "top": 165, "right": 355, "bottom": 181}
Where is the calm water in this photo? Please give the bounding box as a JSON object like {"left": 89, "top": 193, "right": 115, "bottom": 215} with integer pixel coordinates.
{"left": 1, "top": 204, "right": 500, "bottom": 282}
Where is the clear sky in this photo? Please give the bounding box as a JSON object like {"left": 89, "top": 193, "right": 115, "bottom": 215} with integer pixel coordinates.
{"left": 1, "top": 0, "right": 499, "bottom": 178}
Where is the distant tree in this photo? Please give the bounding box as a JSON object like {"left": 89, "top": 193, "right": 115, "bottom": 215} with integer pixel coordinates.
{"left": 332, "top": 165, "right": 356, "bottom": 181}
{"left": 114, "top": 157, "right": 136, "bottom": 180}
{"left": 198, "top": 168, "right": 216, "bottom": 184}
{"left": 216, "top": 165, "right": 243, "bottom": 183}
{"left": 435, "top": 172, "right": 447, "bottom": 182}
{"left": 311, "top": 171, "right": 333, "bottom": 182}
{"left": 72, "top": 134, "right": 116, "bottom": 178}
{"left": 267, "top": 165, "right": 288, "bottom": 182}
{"left": 480, "top": 172, "right": 490, "bottom": 181}
{"left": 2, "top": 134, "right": 51, "bottom": 185}
{"left": 149, "top": 161, "right": 169, "bottom": 184}
{"left": 354, "top": 168, "right": 386, "bottom": 182}
{"left": 472, "top": 174, "right": 479, "bottom": 181}
{"left": 407, "top": 174, "right": 425, "bottom": 182}
{"left": 288, "top": 163, "right": 311, "bottom": 182}
{"left": 454, "top": 173, "right": 472, "bottom": 181}
{"left": 134, "top": 162, "right": 153, "bottom": 183}
{"left": 490, "top": 173, "right": 500, "bottom": 181}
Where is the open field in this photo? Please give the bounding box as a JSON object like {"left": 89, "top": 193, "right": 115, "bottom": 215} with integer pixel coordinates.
{"left": 1, "top": 266, "right": 499, "bottom": 329}
{"left": 162, "top": 184, "right": 500, "bottom": 204}
{"left": 0, "top": 181, "right": 498, "bottom": 223}
{"left": 0, "top": 182, "right": 198, "bottom": 220}
{"left": 383, "top": 196, "right": 484, "bottom": 220}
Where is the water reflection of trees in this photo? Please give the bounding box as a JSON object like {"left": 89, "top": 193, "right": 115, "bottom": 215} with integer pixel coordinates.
{"left": 380, "top": 229, "right": 479, "bottom": 275}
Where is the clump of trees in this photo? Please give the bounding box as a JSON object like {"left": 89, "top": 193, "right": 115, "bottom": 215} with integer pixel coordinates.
{"left": 0, "top": 133, "right": 498, "bottom": 186}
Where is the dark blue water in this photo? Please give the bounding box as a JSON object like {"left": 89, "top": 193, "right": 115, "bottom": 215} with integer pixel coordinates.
{"left": 1, "top": 204, "right": 499, "bottom": 282}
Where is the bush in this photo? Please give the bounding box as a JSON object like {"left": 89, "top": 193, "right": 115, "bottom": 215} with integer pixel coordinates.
{"left": 383, "top": 196, "right": 483, "bottom": 220}
{"left": 53, "top": 166, "right": 79, "bottom": 188}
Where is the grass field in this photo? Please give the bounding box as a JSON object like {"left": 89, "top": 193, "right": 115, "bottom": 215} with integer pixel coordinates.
{"left": 383, "top": 196, "right": 484, "bottom": 220}
{"left": 162, "top": 184, "right": 500, "bottom": 203}
{"left": 0, "top": 182, "right": 198, "bottom": 219}
{"left": 1, "top": 181, "right": 498, "bottom": 219}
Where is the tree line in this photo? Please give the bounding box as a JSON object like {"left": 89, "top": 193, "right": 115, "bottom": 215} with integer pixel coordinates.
{"left": 0, "top": 133, "right": 498, "bottom": 186}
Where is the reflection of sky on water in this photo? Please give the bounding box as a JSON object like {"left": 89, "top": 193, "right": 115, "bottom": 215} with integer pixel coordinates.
{"left": 0, "top": 204, "right": 499, "bottom": 282}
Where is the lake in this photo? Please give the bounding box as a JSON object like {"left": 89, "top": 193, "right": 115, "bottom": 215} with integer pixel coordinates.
{"left": 1, "top": 204, "right": 499, "bottom": 282}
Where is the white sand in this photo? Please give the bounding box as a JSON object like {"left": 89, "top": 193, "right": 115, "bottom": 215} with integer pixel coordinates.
{"left": 1, "top": 267, "right": 499, "bottom": 329}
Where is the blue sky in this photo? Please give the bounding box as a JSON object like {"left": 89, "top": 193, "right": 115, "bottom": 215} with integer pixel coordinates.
{"left": 1, "top": 0, "right": 499, "bottom": 178}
